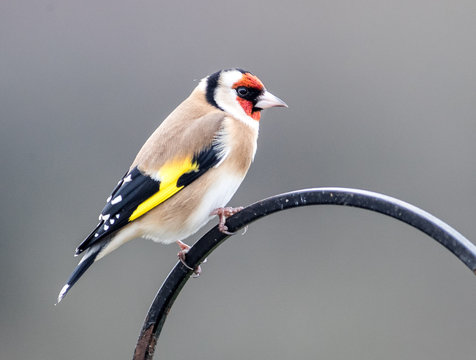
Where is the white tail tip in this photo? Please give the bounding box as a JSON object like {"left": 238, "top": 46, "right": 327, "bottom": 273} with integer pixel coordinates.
{"left": 57, "top": 284, "right": 70, "bottom": 304}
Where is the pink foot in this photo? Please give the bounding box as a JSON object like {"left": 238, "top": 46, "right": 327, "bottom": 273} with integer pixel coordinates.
{"left": 176, "top": 240, "right": 201, "bottom": 277}
{"left": 210, "top": 206, "right": 244, "bottom": 235}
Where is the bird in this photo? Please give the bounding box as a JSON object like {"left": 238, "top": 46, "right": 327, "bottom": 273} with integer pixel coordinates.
{"left": 57, "top": 68, "right": 287, "bottom": 303}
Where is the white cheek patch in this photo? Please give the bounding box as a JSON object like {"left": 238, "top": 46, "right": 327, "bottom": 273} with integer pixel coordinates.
{"left": 214, "top": 71, "right": 259, "bottom": 130}
{"left": 214, "top": 71, "right": 243, "bottom": 116}
{"left": 214, "top": 88, "right": 243, "bottom": 116}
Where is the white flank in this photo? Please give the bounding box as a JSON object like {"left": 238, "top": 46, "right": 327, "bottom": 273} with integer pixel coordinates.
{"left": 186, "top": 173, "right": 244, "bottom": 235}
{"left": 212, "top": 127, "right": 230, "bottom": 168}
{"left": 137, "top": 172, "right": 245, "bottom": 246}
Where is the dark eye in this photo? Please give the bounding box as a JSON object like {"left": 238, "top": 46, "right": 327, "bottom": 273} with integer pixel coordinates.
{"left": 236, "top": 86, "right": 249, "bottom": 97}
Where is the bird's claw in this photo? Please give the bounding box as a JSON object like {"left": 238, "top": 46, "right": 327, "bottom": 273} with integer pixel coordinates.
{"left": 176, "top": 240, "right": 201, "bottom": 276}
{"left": 218, "top": 224, "right": 235, "bottom": 235}
{"left": 211, "top": 206, "right": 244, "bottom": 235}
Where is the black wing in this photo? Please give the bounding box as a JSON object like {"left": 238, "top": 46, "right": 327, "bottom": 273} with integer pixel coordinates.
{"left": 75, "top": 143, "right": 223, "bottom": 255}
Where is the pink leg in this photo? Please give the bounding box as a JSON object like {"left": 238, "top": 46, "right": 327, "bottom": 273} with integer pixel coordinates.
{"left": 176, "top": 240, "right": 201, "bottom": 276}
{"left": 210, "top": 206, "right": 244, "bottom": 235}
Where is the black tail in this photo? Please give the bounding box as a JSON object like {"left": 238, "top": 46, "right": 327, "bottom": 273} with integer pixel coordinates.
{"left": 57, "top": 243, "right": 105, "bottom": 303}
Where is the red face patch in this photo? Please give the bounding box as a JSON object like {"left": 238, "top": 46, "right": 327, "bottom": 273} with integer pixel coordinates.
{"left": 236, "top": 98, "right": 261, "bottom": 120}
{"left": 233, "top": 73, "right": 264, "bottom": 121}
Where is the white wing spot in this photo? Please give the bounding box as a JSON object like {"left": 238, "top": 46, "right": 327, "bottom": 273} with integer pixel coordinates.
{"left": 110, "top": 219, "right": 115, "bottom": 224}
{"left": 104, "top": 224, "right": 109, "bottom": 231}
{"left": 111, "top": 195, "right": 122, "bottom": 205}
{"left": 106, "top": 196, "right": 112, "bottom": 202}
{"left": 123, "top": 174, "right": 132, "bottom": 183}
{"left": 116, "top": 214, "right": 120, "bottom": 219}
{"left": 94, "top": 233, "right": 99, "bottom": 237}
{"left": 102, "top": 214, "right": 110, "bottom": 221}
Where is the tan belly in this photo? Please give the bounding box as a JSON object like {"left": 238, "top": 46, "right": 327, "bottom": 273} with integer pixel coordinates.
{"left": 127, "top": 168, "right": 245, "bottom": 245}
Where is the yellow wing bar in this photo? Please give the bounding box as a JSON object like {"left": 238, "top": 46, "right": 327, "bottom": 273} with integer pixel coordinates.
{"left": 128, "top": 157, "right": 199, "bottom": 221}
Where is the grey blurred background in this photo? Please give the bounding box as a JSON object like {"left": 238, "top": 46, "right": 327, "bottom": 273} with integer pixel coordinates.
{"left": 2, "top": 1, "right": 476, "bottom": 359}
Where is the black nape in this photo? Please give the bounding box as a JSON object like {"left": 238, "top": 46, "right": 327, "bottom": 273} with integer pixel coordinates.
{"left": 205, "top": 71, "right": 223, "bottom": 110}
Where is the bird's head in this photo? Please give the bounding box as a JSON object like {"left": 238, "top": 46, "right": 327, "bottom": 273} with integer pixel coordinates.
{"left": 199, "top": 68, "right": 287, "bottom": 125}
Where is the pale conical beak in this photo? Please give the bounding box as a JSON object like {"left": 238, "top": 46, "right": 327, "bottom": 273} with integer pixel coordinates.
{"left": 255, "top": 90, "right": 288, "bottom": 109}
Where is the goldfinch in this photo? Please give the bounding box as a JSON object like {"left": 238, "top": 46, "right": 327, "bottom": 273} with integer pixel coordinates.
{"left": 57, "top": 68, "right": 287, "bottom": 303}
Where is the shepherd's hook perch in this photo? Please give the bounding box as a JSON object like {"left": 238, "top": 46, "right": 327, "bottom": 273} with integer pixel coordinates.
{"left": 133, "top": 187, "right": 476, "bottom": 360}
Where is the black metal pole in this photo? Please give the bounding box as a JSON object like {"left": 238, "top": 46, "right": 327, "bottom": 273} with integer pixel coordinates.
{"left": 133, "top": 187, "right": 476, "bottom": 360}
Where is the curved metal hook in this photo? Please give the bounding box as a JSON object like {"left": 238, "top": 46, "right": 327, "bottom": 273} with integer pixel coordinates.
{"left": 133, "top": 187, "right": 476, "bottom": 360}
